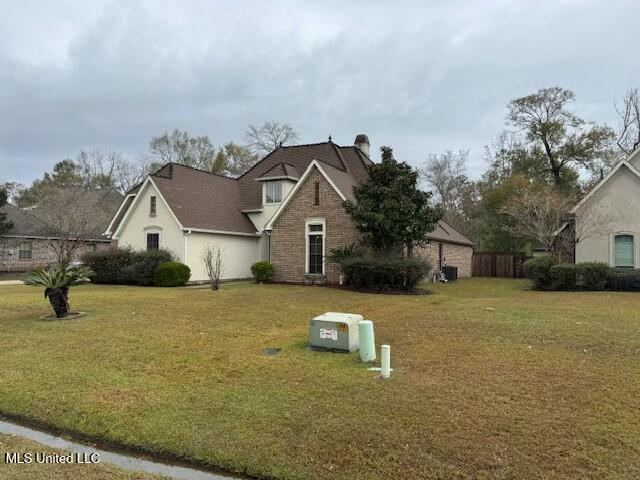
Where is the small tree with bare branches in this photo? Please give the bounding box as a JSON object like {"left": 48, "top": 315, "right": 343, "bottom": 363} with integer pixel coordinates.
{"left": 244, "top": 121, "right": 299, "bottom": 156}
{"left": 616, "top": 87, "right": 640, "bottom": 155}
{"left": 34, "top": 188, "right": 111, "bottom": 265}
{"left": 501, "top": 185, "right": 603, "bottom": 262}
{"left": 202, "top": 245, "right": 225, "bottom": 290}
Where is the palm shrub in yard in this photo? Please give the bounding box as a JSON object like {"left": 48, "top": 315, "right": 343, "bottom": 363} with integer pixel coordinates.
{"left": 153, "top": 262, "right": 191, "bottom": 287}
{"left": 25, "top": 264, "right": 92, "bottom": 318}
{"left": 250, "top": 261, "right": 274, "bottom": 283}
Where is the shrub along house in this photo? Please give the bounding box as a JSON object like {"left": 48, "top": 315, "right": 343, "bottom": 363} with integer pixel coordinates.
{"left": 106, "top": 135, "right": 473, "bottom": 283}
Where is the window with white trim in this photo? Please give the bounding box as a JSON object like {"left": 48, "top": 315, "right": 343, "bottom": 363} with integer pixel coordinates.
{"left": 19, "top": 242, "right": 32, "bottom": 260}
{"left": 265, "top": 180, "right": 283, "bottom": 203}
{"left": 150, "top": 196, "right": 157, "bottom": 216}
{"left": 147, "top": 232, "right": 160, "bottom": 251}
{"left": 306, "top": 221, "right": 325, "bottom": 275}
{"left": 614, "top": 234, "right": 634, "bottom": 268}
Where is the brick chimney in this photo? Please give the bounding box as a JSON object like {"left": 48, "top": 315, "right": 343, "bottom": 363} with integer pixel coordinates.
{"left": 354, "top": 134, "right": 370, "bottom": 157}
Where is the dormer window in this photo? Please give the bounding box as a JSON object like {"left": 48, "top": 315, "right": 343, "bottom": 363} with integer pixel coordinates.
{"left": 265, "top": 180, "right": 283, "bottom": 204}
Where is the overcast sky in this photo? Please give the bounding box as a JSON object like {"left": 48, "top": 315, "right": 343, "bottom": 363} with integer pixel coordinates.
{"left": 2, "top": 0, "right": 639, "bottom": 185}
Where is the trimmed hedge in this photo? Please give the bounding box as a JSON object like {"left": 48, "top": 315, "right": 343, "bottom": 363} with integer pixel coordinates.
{"left": 341, "top": 255, "right": 431, "bottom": 292}
{"left": 251, "top": 261, "right": 274, "bottom": 283}
{"left": 524, "top": 256, "right": 640, "bottom": 291}
{"left": 523, "top": 256, "right": 555, "bottom": 290}
{"left": 576, "top": 262, "right": 610, "bottom": 291}
{"left": 82, "top": 247, "right": 173, "bottom": 285}
{"left": 608, "top": 269, "right": 640, "bottom": 291}
{"left": 550, "top": 264, "right": 577, "bottom": 291}
{"left": 154, "top": 262, "right": 191, "bottom": 287}
{"left": 81, "top": 247, "right": 136, "bottom": 284}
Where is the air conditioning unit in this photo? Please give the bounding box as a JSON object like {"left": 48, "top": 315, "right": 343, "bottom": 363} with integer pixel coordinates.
{"left": 309, "top": 312, "right": 362, "bottom": 352}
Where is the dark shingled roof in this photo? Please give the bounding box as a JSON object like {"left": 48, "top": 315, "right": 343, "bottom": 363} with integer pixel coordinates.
{"left": 257, "top": 162, "right": 299, "bottom": 180}
{"left": 427, "top": 220, "right": 474, "bottom": 247}
{"left": 238, "top": 141, "right": 371, "bottom": 210}
{"left": 1, "top": 189, "right": 122, "bottom": 240}
{"left": 150, "top": 163, "right": 257, "bottom": 234}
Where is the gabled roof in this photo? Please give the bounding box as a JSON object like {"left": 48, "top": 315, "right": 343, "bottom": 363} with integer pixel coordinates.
{"left": 150, "top": 163, "right": 257, "bottom": 234}
{"left": 256, "top": 163, "right": 299, "bottom": 181}
{"left": 238, "top": 141, "right": 371, "bottom": 210}
{"left": 427, "top": 220, "right": 474, "bottom": 247}
{"left": 571, "top": 158, "right": 640, "bottom": 213}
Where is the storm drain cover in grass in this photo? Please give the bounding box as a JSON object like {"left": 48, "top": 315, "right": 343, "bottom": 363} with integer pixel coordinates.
{"left": 262, "top": 347, "right": 281, "bottom": 356}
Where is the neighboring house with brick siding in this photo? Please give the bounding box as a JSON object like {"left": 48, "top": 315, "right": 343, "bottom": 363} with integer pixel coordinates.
{"left": 0, "top": 189, "right": 121, "bottom": 272}
{"left": 107, "top": 135, "right": 473, "bottom": 283}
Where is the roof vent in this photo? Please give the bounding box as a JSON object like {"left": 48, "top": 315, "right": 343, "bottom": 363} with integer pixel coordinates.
{"left": 354, "top": 134, "right": 370, "bottom": 157}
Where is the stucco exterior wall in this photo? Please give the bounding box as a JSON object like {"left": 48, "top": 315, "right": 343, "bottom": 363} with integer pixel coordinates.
{"left": 245, "top": 179, "right": 296, "bottom": 232}
{"left": 115, "top": 181, "right": 185, "bottom": 262}
{"left": 270, "top": 168, "right": 360, "bottom": 284}
{"left": 575, "top": 166, "right": 640, "bottom": 267}
{"left": 185, "top": 231, "right": 260, "bottom": 281}
{"left": 416, "top": 241, "right": 473, "bottom": 279}
{"left": 0, "top": 237, "right": 111, "bottom": 272}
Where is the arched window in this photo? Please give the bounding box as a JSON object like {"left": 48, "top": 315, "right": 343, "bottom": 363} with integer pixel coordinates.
{"left": 614, "top": 234, "right": 634, "bottom": 268}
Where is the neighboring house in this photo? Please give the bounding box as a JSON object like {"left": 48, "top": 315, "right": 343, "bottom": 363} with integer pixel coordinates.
{"left": 106, "top": 135, "right": 473, "bottom": 283}
{"left": 570, "top": 147, "right": 640, "bottom": 268}
{"left": 0, "top": 189, "right": 122, "bottom": 272}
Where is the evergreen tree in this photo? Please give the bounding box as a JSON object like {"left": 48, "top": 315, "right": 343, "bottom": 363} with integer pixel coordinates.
{"left": 0, "top": 187, "right": 13, "bottom": 235}
{"left": 344, "top": 146, "right": 442, "bottom": 255}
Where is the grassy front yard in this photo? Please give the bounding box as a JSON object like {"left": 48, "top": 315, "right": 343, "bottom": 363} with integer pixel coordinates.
{"left": 0, "top": 279, "right": 639, "bottom": 479}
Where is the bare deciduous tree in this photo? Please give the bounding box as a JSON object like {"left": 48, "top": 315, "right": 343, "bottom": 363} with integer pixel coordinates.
{"left": 500, "top": 185, "right": 604, "bottom": 261}
{"left": 616, "top": 87, "right": 640, "bottom": 155}
{"left": 149, "top": 129, "right": 218, "bottom": 172}
{"left": 420, "top": 150, "right": 469, "bottom": 212}
{"left": 76, "top": 149, "right": 147, "bottom": 193}
{"left": 34, "top": 188, "right": 112, "bottom": 264}
{"left": 202, "top": 245, "right": 225, "bottom": 290}
{"left": 244, "top": 121, "right": 299, "bottom": 156}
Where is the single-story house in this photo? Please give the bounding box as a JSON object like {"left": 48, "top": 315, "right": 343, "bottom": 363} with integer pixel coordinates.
{"left": 0, "top": 189, "right": 122, "bottom": 272}
{"left": 106, "top": 135, "right": 473, "bottom": 283}
{"left": 570, "top": 146, "right": 640, "bottom": 268}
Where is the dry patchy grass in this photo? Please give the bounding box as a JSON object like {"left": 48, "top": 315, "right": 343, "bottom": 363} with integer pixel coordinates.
{"left": 0, "top": 279, "right": 638, "bottom": 479}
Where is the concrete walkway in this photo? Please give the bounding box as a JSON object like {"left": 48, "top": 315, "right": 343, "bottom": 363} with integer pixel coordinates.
{"left": 0, "top": 280, "right": 24, "bottom": 286}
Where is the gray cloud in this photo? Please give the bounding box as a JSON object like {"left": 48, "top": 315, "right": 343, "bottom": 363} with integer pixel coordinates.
{"left": 1, "top": 0, "right": 639, "bottom": 184}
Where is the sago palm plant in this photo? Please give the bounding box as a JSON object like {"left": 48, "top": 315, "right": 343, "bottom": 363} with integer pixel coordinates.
{"left": 25, "top": 264, "right": 93, "bottom": 318}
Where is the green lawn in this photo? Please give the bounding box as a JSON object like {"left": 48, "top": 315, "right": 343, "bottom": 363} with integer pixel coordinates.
{"left": 0, "top": 279, "right": 639, "bottom": 479}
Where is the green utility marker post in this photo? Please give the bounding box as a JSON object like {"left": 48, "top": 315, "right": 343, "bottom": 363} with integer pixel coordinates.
{"left": 359, "top": 320, "right": 376, "bottom": 362}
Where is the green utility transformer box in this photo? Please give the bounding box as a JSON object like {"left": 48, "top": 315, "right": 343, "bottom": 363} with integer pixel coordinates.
{"left": 308, "top": 312, "right": 362, "bottom": 352}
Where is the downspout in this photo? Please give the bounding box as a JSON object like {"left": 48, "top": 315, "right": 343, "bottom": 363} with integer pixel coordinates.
{"left": 184, "top": 230, "right": 192, "bottom": 265}
{"left": 265, "top": 230, "right": 271, "bottom": 262}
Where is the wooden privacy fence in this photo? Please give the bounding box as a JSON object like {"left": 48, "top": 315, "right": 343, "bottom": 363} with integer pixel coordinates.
{"left": 472, "top": 252, "right": 531, "bottom": 278}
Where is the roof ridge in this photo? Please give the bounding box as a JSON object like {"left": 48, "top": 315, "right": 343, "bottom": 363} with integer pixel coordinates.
{"left": 153, "top": 162, "right": 238, "bottom": 182}
{"left": 330, "top": 142, "right": 349, "bottom": 173}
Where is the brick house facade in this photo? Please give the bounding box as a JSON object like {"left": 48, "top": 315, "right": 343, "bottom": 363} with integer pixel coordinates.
{"left": 0, "top": 189, "right": 121, "bottom": 272}
{"left": 106, "top": 136, "right": 473, "bottom": 284}
{"left": 0, "top": 237, "right": 111, "bottom": 272}
{"left": 270, "top": 167, "right": 360, "bottom": 284}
